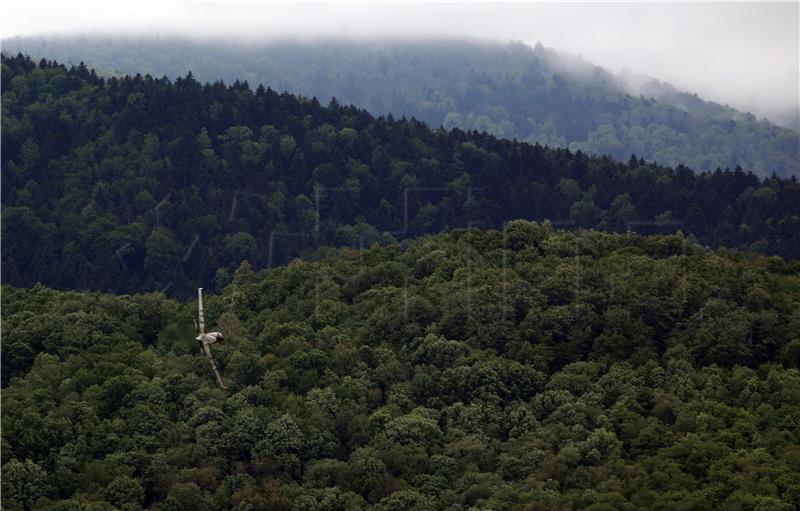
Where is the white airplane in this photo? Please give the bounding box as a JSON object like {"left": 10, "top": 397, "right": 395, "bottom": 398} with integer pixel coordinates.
{"left": 195, "top": 287, "right": 227, "bottom": 390}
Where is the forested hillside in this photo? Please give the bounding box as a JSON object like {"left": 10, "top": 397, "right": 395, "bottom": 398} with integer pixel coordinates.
{"left": 4, "top": 54, "right": 800, "bottom": 298}
{"left": 3, "top": 224, "right": 800, "bottom": 510}
{"left": 3, "top": 37, "right": 798, "bottom": 178}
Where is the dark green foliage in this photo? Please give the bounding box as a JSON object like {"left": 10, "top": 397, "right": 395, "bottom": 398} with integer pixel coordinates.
{"left": 3, "top": 37, "right": 798, "bottom": 177}
{"left": 3, "top": 224, "right": 800, "bottom": 509}
{"left": 104, "top": 476, "right": 144, "bottom": 511}
{"left": 2, "top": 459, "right": 50, "bottom": 511}
{"left": 3, "top": 54, "right": 800, "bottom": 299}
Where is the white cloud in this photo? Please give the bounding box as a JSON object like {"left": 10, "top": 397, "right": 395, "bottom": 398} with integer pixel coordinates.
{"left": 2, "top": 0, "right": 798, "bottom": 125}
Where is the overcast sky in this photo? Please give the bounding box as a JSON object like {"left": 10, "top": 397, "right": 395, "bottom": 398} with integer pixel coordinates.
{"left": 2, "top": 1, "right": 798, "bottom": 127}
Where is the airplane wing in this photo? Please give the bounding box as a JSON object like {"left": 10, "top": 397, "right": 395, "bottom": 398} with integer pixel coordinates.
{"left": 197, "top": 287, "right": 206, "bottom": 335}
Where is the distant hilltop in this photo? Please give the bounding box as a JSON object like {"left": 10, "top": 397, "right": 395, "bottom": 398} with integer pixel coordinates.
{"left": 3, "top": 35, "right": 799, "bottom": 178}
{"left": 3, "top": 53, "right": 800, "bottom": 298}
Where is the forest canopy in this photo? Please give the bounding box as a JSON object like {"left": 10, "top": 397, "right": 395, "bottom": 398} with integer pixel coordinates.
{"left": 3, "top": 223, "right": 800, "bottom": 510}
{"left": 2, "top": 53, "right": 800, "bottom": 299}
{"left": 3, "top": 37, "right": 799, "bottom": 178}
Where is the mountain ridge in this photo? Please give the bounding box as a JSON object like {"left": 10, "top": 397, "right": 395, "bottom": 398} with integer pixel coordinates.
{"left": 3, "top": 53, "right": 800, "bottom": 299}
{"left": 3, "top": 35, "right": 798, "bottom": 178}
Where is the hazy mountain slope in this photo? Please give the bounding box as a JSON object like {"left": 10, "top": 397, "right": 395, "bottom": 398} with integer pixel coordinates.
{"left": 3, "top": 224, "right": 800, "bottom": 509}
{"left": 3, "top": 35, "right": 798, "bottom": 178}
{"left": 3, "top": 54, "right": 800, "bottom": 298}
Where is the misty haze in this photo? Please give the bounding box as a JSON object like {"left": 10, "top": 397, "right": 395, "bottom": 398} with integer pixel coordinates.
{"left": 3, "top": 1, "right": 798, "bottom": 127}
{"left": 2, "top": 2, "right": 800, "bottom": 511}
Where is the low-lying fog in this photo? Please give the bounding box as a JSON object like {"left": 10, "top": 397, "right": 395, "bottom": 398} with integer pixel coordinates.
{"left": 3, "top": 1, "right": 798, "bottom": 129}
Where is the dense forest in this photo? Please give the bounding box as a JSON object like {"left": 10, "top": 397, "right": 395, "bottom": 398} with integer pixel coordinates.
{"left": 3, "top": 54, "right": 800, "bottom": 299}
{"left": 4, "top": 224, "right": 800, "bottom": 510}
{"left": 3, "top": 37, "right": 798, "bottom": 178}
